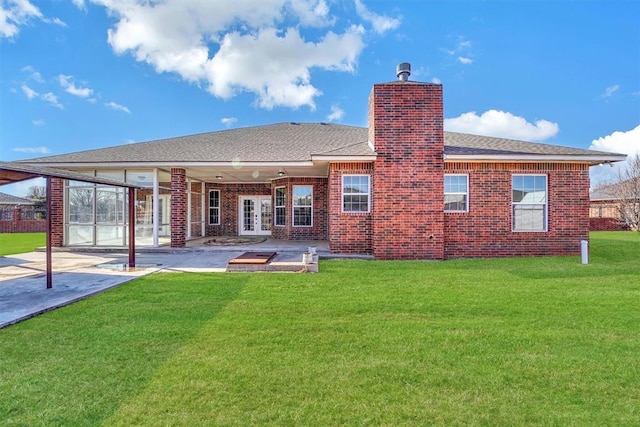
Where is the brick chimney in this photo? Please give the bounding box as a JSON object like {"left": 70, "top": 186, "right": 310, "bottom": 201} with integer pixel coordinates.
{"left": 370, "top": 63, "right": 445, "bottom": 259}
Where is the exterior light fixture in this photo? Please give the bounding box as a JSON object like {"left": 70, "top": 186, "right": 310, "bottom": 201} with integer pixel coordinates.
{"left": 278, "top": 171, "right": 286, "bottom": 177}
{"left": 216, "top": 175, "right": 223, "bottom": 180}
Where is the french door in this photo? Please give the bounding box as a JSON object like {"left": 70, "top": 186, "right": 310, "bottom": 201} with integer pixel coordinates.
{"left": 239, "top": 196, "right": 272, "bottom": 235}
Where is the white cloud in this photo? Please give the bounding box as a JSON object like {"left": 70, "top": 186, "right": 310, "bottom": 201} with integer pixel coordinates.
{"left": 58, "top": 74, "right": 94, "bottom": 98}
{"left": 42, "top": 17, "right": 67, "bottom": 27}
{"left": 21, "top": 83, "right": 64, "bottom": 108}
{"left": 41, "top": 92, "right": 64, "bottom": 109}
{"left": 442, "top": 36, "right": 474, "bottom": 65}
{"left": 601, "top": 84, "right": 620, "bottom": 99}
{"left": 589, "top": 125, "right": 640, "bottom": 186}
{"left": 32, "top": 119, "right": 45, "bottom": 127}
{"left": 105, "top": 101, "right": 131, "bottom": 114}
{"left": 354, "top": 0, "right": 400, "bottom": 34}
{"left": 79, "top": 0, "right": 383, "bottom": 109}
{"left": 21, "top": 84, "right": 38, "bottom": 99}
{"left": 221, "top": 117, "right": 238, "bottom": 126}
{"left": 13, "top": 146, "right": 50, "bottom": 154}
{"left": 0, "top": 0, "right": 65, "bottom": 39}
{"left": 431, "top": 77, "right": 441, "bottom": 84}
{"left": 0, "top": 0, "right": 42, "bottom": 38}
{"left": 204, "top": 26, "right": 364, "bottom": 109}
{"left": 326, "top": 104, "right": 344, "bottom": 122}
{"left": 444, "top": 110, "right": 559, "bottom": 141}
{"left": 22, "top": 65, "right": 44, "bottom": 83}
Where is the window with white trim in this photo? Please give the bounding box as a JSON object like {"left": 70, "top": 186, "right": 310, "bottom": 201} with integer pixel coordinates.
{"left": 209, "top": 189, "right": 220, "bottom": 225}
{"left": 274, "top": 187, "right": 286, "bottom": 226}
{"left": 342, "top": 175, "right": 370, "bottom": 212}
{"left": 512, "top": 175, "right": 547, "bottom": 232}
{"left": 444, "top": 174, "right": 468, "bottom": 212}
{"left": 293, "top": 185, "right": 312, "bottom": 227}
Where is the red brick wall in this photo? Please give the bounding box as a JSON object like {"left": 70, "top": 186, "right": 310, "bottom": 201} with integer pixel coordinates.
{"left": 50, "top": 178, "right": 64, "bottom": 246}
{"left": 328, "top": 162, "right": 373, "bottom": 253}
{"left": 170, "top": 168, "right": 186, "bottom": 247}
{"left": 270, "top": 177, "right": 328, "bottom": 241}
{"left": 371, "top": 81, "right": 445, "bottom": 259}
{"left": 443, "top": 162, "right": 590, "bottom": 258}
{"left": 205, "top": 183, "right": 271, "bottom": 236}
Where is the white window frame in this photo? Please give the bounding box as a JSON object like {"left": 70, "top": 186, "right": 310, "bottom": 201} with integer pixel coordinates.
{"left": 292, "top": 185, "right": 313, "bottom": 227}
{"left": 274, "top": 186, "right": 286, "bottom": 227}
{"left": 342, "top": 174, "right": 371, "bottom": 213}
{"left": 512, "top": 174, "right": 548, "bottom": 232}
{"left": 444, "top": 174, "right": 469, "bottom": 212}
{"left": 208, "top": 189, "right": 221, "bottom": 225}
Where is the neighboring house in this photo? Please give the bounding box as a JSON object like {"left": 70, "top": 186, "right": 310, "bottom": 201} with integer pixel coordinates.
{"left": 20, "top": 64, "right": 626, "bottom": 259}
{"left": 0, "top": 191, "right": 35, "bottom": 220}
{"left": 0, "top": 191, "right": 34, "bottom": 208}
{"left": 0, "top": 191, "right": 44, "bottom": 233}
{"left": 590, "top": 180, "right": 639, "bottom": 231}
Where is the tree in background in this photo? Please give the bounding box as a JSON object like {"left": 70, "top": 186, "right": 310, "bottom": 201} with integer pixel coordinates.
{"left": 26, "top": 185, "right": 47, "bottom": 210}
{"left": 612, "top": 154, "right": 640, "bottom": 231}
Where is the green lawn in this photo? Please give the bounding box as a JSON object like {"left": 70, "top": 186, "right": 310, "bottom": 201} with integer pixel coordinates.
{"left": 1, "top": 232, "right": 639, "bottom": 426}
{"left": 0, "top": 232, "right": 46, "bottom": 256}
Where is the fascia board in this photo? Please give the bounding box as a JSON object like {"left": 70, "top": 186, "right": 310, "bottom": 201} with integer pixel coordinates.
{"left": 444, "top": 154, "right": 628, "bottom": 164}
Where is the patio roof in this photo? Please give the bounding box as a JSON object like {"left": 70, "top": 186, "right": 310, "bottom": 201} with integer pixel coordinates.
{"left": 0, "top": 161, "right": 142, "bottom": 290}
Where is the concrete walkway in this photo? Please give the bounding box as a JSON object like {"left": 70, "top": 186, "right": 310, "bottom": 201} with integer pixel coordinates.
{"left": 0, "top": 239, "right": 335, "bottom": 329}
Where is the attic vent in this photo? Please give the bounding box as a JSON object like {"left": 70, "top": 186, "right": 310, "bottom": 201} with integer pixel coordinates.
{"left": 396, "top": 62, "right": 411, "bottom": 81}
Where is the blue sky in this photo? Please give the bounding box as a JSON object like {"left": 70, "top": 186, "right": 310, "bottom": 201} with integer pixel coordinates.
{"left": 1, "top": 0, "right": 639, "bottom": 196}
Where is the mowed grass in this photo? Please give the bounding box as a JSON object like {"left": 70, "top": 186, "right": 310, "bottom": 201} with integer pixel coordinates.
{"left": 0, "top": 232, "right": 45, "bottom": 256}
{"left": 1, "top": 232, "right": 639, "bottom": 426}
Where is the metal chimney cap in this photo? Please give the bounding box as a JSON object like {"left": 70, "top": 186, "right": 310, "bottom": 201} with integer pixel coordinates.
{"left": 396, "top": 62, "right": 411, "bottom": 81}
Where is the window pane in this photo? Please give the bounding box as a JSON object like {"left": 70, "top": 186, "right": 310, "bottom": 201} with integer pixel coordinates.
{"left": 275, "top": 187, "right": 286, "bottom": 206}
{"left": 275, "top": 187, "right": 286, "bottom": 226}
{"left": 293, "top": 186, "right": 312, "bottom": 206}
{"left": 444, "top": 175, "right": 468, "bottom": 212}
{"left": 275, "top": 207, "right": 286, "bottom": 226}
{"left": 96, "top": 225, "right": 125, "bottom": 246}
{"left": 445, "top": 194, "right": 467, "bottom": 211}
{"left": 343, "top": 176, "right": 370, "bottom": 212}
{"left": 96, "top": 189, "right": 124, "bottom": 223}
{"left": 293, "top": 207, "right": 312, "bottom": 226}
{"left": 209, "top": 190, "right": 220, "bottom": 225}
{"left": 68, "top": 188, "right": 94, "bottom": 223}
{"left": 67, "top": 225, "right": 93, "bottom": 245}
{"left": 513, "top": 205, "right": 545, "bottom": 231}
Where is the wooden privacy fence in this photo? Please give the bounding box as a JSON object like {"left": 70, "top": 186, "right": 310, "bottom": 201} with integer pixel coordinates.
{"left": 0, "top": 206, "right": 47, "bottom": 233}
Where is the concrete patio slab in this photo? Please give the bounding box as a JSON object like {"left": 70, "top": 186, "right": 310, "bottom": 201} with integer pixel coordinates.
{"left": 0, "top": 248, "right": 320, "bottom": 329}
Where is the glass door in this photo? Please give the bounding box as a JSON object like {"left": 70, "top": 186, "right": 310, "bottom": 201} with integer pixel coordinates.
{"left": 239, "top": 196, "right": 272, "bottom": 235}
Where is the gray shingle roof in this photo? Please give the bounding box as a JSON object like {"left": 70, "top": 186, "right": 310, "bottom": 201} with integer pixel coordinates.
{"left": 21, "top": 122, "right": 621, "bottom": 164}
{"left": 0, "top": 191, "right": 34, "bottom": 205}
{"left": 444, "top": 132, "right": 616, "bottom": 157}
{"left": 590, "top": 178, "right": 640, "bottom": 201}
{"left": 24, "top": 123, "right": 372, "bottom": 164}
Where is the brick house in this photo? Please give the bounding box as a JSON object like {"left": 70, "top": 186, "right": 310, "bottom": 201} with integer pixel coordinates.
{"left": 21, "top": 64, "right": 625, "bottom": 259}
{"left": 590, "top": 180, "right": 639, "bottom": 231}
